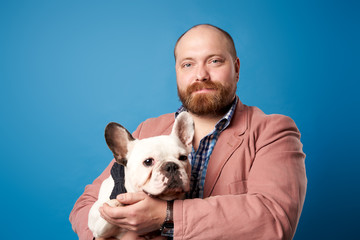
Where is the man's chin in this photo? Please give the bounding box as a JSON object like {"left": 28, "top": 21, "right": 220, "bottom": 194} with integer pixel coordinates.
{"left": 186, "top": 95, "right": 227, "bottom": 116}
{"left": 178, "top": 83, "right": 236, "bottom": 116}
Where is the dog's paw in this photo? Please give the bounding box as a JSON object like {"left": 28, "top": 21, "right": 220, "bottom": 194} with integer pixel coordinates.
{"left": 106, "top": 199, "right": 122, "bottom": 208}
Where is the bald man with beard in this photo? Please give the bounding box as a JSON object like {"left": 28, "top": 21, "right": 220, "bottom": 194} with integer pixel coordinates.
{"left": 70, "top": 24, "right": 307, "bottom": 240}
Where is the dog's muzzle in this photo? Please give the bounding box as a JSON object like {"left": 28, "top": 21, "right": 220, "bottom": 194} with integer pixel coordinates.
{"left": 161, "top": 162, "right": 184, "bottom": 189}
{"left": 163, "top": 162, "right": 179, "bottom": 174}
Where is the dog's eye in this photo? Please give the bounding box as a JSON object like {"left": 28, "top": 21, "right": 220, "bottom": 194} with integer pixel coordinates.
{"left": 143, "top": 158, "right": 154, "bottom": 167}
{"left": 179, "top": 155, "right": 188, "bottom": 161}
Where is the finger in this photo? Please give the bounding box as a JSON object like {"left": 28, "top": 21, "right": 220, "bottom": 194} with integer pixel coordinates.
{"left": 100, "top": 206, "right": 132, "bottom": 229}
{"left": 101, "top": 203, "right": 126, "bottom": 220}
{"left": 100, "top": 203, "right": 140, "bottom": 230}
{"left": 116, "top": 192, "right": 147, "bottom": 205}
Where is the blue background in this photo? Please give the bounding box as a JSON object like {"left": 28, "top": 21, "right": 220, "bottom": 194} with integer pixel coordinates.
{"left": 1, "top": 0, "right": 359, "bottom": 239}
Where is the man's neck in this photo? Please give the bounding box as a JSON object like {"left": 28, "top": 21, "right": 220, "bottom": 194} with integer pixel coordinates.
{"left": 190, "top": 113, "right": 223, "bottom": 151}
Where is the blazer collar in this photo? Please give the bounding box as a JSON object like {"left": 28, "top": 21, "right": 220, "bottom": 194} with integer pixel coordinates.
{"left": 161, "top": 100, "right": 249, "bottom": 197}
{"left": 229, "top": 99, "right": 248, "bottom": 136}
{"left": 203, "top": 100, "right": 249, "bottom": 197}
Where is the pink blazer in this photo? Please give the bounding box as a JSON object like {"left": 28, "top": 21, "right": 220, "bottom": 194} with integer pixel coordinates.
{"left": 70, "top": 100, "right": 307, "bottom": 240}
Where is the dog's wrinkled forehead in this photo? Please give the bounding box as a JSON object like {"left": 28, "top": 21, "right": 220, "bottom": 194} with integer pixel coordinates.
{"left": 127, "top": 135, "right": 188, "bottom": 163}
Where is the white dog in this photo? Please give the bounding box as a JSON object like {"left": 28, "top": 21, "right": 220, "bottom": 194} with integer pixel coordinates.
{"left": 88, "top": 112, "right": 194, "bottom": 239}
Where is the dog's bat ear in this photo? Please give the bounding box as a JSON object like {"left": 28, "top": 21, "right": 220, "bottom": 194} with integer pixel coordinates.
{"left": 171, "top": 112, "right": 194, "bottom": 149}
{"left": 105, "top": 122, "right": 135, "bottom": 166}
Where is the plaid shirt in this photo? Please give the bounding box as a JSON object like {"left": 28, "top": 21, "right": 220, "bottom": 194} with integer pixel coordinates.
{"left": 175, "top": 97, "right": 238, "bottom": 199}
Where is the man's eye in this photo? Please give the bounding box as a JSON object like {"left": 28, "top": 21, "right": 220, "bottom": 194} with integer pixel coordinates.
{"left": 183, "top": 63, "right": 192, "bottom": 68}
{"left": 211, "top": 59, "right": 222, "bottom": 64}
{"left": 143, "top": 158, "right": 154, "bottom": 167}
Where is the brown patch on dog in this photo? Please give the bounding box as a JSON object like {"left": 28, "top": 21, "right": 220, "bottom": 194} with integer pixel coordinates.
{"left": 105, "top": 122, "right": 135, "bottom": 166}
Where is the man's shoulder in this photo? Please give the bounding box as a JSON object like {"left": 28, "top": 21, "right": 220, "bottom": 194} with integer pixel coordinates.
{"left": 135, "top": 113, "right": 175, "bottom": 139}
{"left": 234, "top": 102, "right": 298, "bottom": 134}
{"left": 244, "top": 104, "right": 299, "bottom": 135}
{"left": 141, "top": 113, "right": 175, "bottom": 131}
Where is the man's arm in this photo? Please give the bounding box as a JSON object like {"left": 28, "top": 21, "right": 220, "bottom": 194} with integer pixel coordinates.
{"left": 69, "top": 159, "right": 115, "bottom": 240}
{"left": 173, "top": 115, "right": 307, "bottom": 239}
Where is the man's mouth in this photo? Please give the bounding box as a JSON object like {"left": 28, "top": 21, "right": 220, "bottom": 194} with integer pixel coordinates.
{"left": 187, "top": 81, "right": 219, "bottom": 95}
{"left": 193, "top": 88, "right": 216, "bottom": 93}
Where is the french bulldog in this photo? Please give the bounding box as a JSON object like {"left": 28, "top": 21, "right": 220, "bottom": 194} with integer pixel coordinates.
{"left": 88, "top": 112, "right": 194, "bottom": 239}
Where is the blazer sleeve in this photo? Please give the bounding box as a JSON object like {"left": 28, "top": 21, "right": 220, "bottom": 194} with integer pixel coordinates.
{"left": 173, "top": 115, "right": 307, "bottom": 240}
{"left": 69, "top": 159, "right": 115, "bottom": 240}
{"left": 68, "top": 123, "right": 144, "bottom": 240}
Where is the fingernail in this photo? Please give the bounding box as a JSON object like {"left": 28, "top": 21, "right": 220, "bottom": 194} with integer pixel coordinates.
{"left": 117, "top": 194, "right": 124, "bottom": 200}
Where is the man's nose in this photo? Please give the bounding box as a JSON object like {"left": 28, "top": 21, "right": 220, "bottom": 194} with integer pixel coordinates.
{"left": 196, "top": 64, "right": 209, "bottom": 81}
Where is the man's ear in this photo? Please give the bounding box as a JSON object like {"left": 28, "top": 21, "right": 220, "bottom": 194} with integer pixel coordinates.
{"left": 104, "top": 122, "right": 135, "bottom": 166}
{"left": 171, "top": 112, "right": 194, "bottom": 149}
{"left": 235, "top": 57, "right": 240, "bottom": 82}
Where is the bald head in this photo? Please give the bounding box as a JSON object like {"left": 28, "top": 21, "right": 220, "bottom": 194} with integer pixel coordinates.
{"left": 174, "top": 24, "right": 237, "bottom": 61}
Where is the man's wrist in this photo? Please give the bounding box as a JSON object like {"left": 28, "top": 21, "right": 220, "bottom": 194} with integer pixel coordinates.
{"left": 160, "top": 200, "right": 174, "bottom": 237}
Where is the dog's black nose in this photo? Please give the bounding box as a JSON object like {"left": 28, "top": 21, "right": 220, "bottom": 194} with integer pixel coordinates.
{"left": 164, "top": 162, "right": 179, "bottom": 174}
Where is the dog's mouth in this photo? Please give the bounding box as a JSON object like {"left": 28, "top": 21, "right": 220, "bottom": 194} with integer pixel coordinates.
{"left": 158, "top": 188, "right": 186, "bottom": 200}
{"left": 142, "top": 176, "right": 188, "bottom": 200}
{"left": 143, "top": 187, "right": 186, "bottom": 201}
{"left": 141, "top": 163, "right": 190, "bottom": 200}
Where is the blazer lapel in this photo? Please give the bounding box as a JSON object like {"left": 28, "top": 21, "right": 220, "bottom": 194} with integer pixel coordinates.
{"left": 203, "top": 101, "right": 248, "bottom": 198}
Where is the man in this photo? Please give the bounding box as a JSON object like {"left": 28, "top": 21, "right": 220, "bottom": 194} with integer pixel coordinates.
{"left": 70, "top": 24, "right": 307, "bottom": 240}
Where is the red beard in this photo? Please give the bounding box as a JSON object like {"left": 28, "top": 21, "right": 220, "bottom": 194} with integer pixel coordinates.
{"left": 177, "top": 80, "right": 236, "bottom": 116}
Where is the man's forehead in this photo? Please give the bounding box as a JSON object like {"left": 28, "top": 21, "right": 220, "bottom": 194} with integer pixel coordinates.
{"left": 175, "top": 43, "right": 231, "bottom": 63}
{"left": 175, "top": 25, "right": 233, "bottom": 60}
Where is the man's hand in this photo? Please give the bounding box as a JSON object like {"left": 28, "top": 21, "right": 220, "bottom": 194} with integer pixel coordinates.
{"left": 99, "top": 192, "right": 167, "bottom": 235}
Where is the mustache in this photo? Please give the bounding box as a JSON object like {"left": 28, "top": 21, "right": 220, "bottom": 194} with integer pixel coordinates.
{"left": 186, "top": 81, "right": 220, "bottom": 93}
